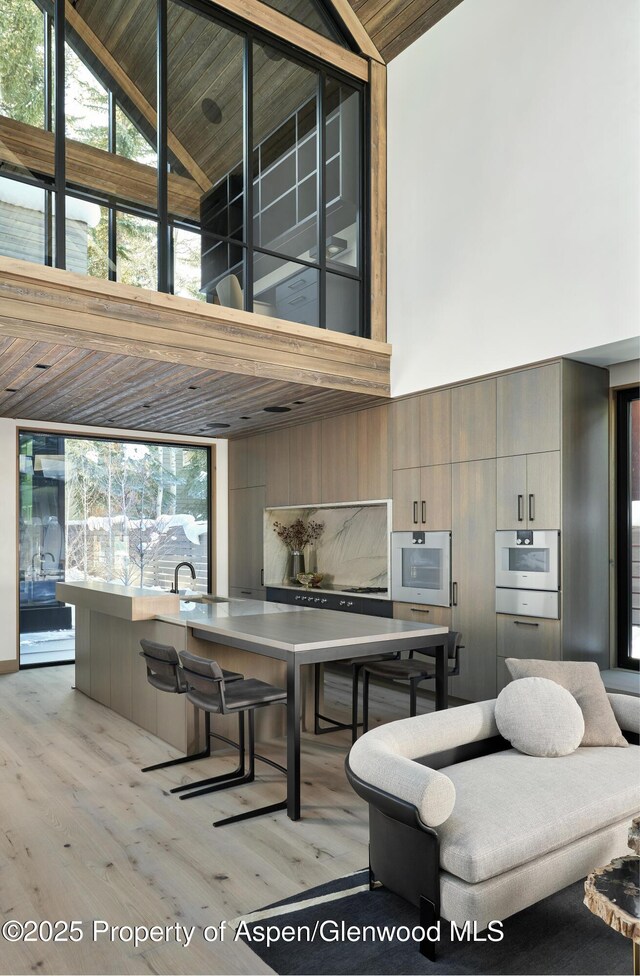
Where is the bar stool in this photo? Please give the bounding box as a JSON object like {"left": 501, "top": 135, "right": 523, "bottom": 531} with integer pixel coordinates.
{"left": 361, "top": 632, "right": 463, "bottom": 733}
{"left": 171, "top": 650, "right": 287, "bottom": 828}
{"left": 313, "top": 652, "right": 401, "bottom": 743}
{"left": 139, "top": 639, "right": 243, "bottom": 773}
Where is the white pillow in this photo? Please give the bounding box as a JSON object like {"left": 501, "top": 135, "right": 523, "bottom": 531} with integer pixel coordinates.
{"left": 495, "top": 677, "right": 585, "bottom": 757}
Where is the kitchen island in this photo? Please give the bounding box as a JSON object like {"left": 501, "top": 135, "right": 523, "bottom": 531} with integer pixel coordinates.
{"left": 59, "top": 582, "right": 449, "bottom": 820}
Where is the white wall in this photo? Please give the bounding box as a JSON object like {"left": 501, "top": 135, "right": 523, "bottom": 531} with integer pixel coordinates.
{"left": 0, "top": 419, "right": 228, "bottom": 667}
{"left": 388, "top": 0, "right": 639, "bottom": 395}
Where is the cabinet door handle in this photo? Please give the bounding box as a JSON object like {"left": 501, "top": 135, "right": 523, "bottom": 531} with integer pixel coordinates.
{"left": 514, "top": 619, "right": 539, "bottom": 627}
{"left": 517, "top": 494, "right": 524, "bottom": 522}
{"left": 452, "top": 581, "right": 458, "bottom": 606}
{"left": 528, "top": 493, "right": 535, "bottom": 522}
{"left": 240, "top": 590, "right": 252, "bottom": 596}
{"left": 287, "top": 278, "right": 307, "bottom": 292}
{"left": 421, "top": 500, "right": 426, "bottom": 524}
{"left": 260, "top": 568, "right": 264, "bottom": 586}
{"left": 413, "top": 501, "right": 418, "bottom": 524}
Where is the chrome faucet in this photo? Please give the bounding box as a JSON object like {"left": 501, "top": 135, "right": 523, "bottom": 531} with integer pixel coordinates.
{"left": 172, "top": 561, "right": 196, "bottom": 594}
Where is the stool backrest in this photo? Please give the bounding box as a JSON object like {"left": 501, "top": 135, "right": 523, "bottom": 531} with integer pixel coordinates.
{"left": 140, "top": 639, "right": 184, "bottom": 693}
{"left": 418, "top": 631, "right": 463, "bottom": 663}
{"left": 179, "top": 650, "right": 226, "bottom": 710}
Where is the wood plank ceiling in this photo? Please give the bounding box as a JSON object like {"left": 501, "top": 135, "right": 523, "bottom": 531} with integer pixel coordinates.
{"left": 0, "top": 335, "right": 383, "bottom": 437}
{"left": 347, "top": 0, "right": 464, "bottom": 62}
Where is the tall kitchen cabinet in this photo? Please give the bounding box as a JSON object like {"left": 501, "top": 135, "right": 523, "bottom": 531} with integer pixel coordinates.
{"left": 495, "top": 360, "right": 609, "bottom": 686}
{"left": 228, "top": 435, "right": 267, "bottom": 600}
{"left": 391, "top": 389, "right": 451, "bottom": 530}
{"left": 449, "top": 459, "right": 497, "bottom": 702}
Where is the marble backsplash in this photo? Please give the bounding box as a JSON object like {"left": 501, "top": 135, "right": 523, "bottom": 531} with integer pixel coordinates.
{"left": 264, "top": 505, "right": 389, "bottom": 588}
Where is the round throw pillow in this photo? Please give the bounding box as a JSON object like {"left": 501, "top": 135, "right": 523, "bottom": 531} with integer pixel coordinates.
{"left": 495, "top": 677, "right": 585, "bottom": 757}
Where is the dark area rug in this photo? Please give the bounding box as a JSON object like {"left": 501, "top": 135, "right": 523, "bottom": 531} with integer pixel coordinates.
{"left": 237, "top": 870, "right": 630, "bottom": 975}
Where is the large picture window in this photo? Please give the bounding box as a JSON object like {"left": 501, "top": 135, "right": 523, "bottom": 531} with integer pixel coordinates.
{"left": 18, "top": 432, "right": 211, "bottom": 667}
{"left": 0, "top": 0, "right": 367, "bottom": 336}
{"left": 616, "top": 386, "right": 640, "bottom": 670}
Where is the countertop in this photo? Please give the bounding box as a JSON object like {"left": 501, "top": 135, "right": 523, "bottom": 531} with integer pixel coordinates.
{"left": 57, "top": 580, "right": 180, "bottom": 621}
{"left": 156, "top": 599, "right": 447, "bottom": 654}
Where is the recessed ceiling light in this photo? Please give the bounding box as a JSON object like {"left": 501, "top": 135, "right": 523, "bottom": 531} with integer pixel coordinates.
{"left": 264, "top": 406, "right": 291, "bottom": 413}
{"left": 188, "top": 385, "right": 199, "bottom": 391}
{"left": 34, "top": 363, "right": 51, "bottom": 370}
{"left": 240, "top": 416, "right": 251, "bottom": 420}
{"left": 293, "top": 400, "right": 305, "bottom": 405}
{"left": 201, "top": 98, "right": 222, "bottom": 124}
{"left": 142, "top": 404, "right": 151, "bottom": 409}
{"left": 206, "top": 422, "right": 231, "bottom": 429}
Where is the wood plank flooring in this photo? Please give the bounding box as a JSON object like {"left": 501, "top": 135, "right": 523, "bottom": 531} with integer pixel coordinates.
{"left": 0, "top": 664, "right": 437, "bottom": 975}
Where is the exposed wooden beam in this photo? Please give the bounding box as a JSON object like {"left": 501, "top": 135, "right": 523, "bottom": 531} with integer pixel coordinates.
{"left": 328, "top": 0, "right": 385, "bottom": 62}
{"left": 369, "top": 59, "right": 387, "bottom": 343}
{"left": 203, "top": 0, "right": 370, "bottom": 81}
{"left": 0, "top": 258, "right": 391, "bottom": 397}
{"left": 64, "top": 0, "right": 212, "bottom": 191}
{"left": 0, "top": 115, "right": 201, "bottom": 221}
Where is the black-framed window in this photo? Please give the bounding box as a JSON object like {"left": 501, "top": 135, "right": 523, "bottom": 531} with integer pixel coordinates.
{"left": 0, "top": 0, "right": 368, "bottom": 336}
{"left": 18, "top": 429, "right": 212, "bottom": 668}
{"left": 616, "top": 385, "right": 640, "bottom": 670}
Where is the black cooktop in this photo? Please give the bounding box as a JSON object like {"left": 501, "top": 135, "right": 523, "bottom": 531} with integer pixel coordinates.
{"left": 343, "top": 586, "right": 388, "bottom": 594}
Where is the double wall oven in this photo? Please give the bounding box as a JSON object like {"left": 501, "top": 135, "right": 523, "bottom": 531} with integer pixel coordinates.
{"left": 495, "top": 529, "right": 560, "bottom": 618}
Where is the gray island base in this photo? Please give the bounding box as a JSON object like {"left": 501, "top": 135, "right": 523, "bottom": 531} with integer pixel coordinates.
{"left": 59, "top": 583, "right": 449, "bottom": 821}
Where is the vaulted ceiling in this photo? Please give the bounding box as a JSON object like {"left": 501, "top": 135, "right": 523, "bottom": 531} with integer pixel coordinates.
{"left": 348, "top": 0, "right": 464, "bottom": 62}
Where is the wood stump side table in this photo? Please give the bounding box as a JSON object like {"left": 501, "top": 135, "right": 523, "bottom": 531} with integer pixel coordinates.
{"left": 584, "top": 854, "right": 640, "bottom": 974}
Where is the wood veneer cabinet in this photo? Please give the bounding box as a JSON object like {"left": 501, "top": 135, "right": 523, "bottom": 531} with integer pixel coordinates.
{"left": 497, "top": 363, "right": 561, "bottom": 456}
{"left": 392, "top": 464, "right": 451, "bottom": 531}
{"left": 393, "top": 601, "right": 451, "bottom": 628}
{"left": 451, "top": 378, "right": 497, "bottom": 462}
{"left": 228, "top": 485, "right": 265, "bottom": 591}
{"left": 229, "top": 434, "right": 266, "bottom": 489}
{"left": 357, "top": 405, "right": 391, "bottom": 500}
{"left": 321, "top": 406, "right": 389, "bottom": 502}
{"left": 392, "top": 389, "right": 451, "bottom": 469}
{"left": 496, "top": 451, "right": 561, "bottom": 529}
{"left": 449, "top": 459, "right": 497, "bottom": 703}
{"left": 321, "top": 413, "right": 359, "bottom": 502}
{"left": 265, "top": 428, "right": 290, "bottom": 506}
{"left": 289, "top": 421, "right": 322, "bottom": 505}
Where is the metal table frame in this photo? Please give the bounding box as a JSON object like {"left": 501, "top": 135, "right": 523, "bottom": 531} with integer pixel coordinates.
{"left": 192, "top": 621, "right": 449, "bottom": 821}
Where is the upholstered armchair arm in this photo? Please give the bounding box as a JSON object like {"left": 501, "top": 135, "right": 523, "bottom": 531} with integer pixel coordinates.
{"left": 347, "top": 700, "right": 499, "bottom": 828}
{"left": 348, "top": 744, "right": 455, "bottom": 827}
{"left": 607, "top": 693, "right": 640, "bottom": 734}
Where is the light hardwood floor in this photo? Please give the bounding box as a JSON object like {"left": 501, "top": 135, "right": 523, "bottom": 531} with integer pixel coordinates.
{"left": 0, "top": 664, "right": 438, "bottom": 975}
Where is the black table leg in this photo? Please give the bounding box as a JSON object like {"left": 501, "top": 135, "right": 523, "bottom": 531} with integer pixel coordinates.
{"left": 286, "top": 656, "right": 301, "bottom": 820}
{"left": 435, "top": 642, "right": 448, "bottom": 711}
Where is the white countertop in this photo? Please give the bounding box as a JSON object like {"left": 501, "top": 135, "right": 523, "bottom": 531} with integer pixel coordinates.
{"left": 155, "top": 599, "right": 447, "bottom": 653}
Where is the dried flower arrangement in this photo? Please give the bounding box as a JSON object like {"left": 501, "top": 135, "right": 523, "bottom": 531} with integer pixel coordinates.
{"left": 273, "top": 518, "right": 324, "bottom": 551}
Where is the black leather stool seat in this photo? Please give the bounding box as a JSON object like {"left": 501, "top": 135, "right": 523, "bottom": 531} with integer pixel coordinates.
{"left": 364, "top": 658, "right": 437, "bottom": 680}
{"left": 187, "top": 678, "right": 286, "bottom": 713}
